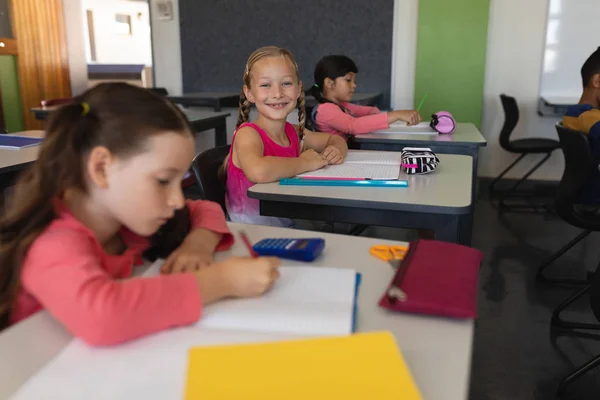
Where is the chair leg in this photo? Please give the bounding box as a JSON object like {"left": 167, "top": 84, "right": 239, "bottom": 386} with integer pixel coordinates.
{"left": 536, "top": 230, "right": 592, "bottom": 285}
{"left": 497, "top": 152, "right": 554, "bottom": 212}
{"left": 348, "top": 224, "right": 369, "bottom": 236}
{"left": 489, "top": 153, "right": 526, "bottom": 199}
{"left": 551, "top": 284, "right": 600, "bottom": 330}
{"left": 558, "top": 352, "right": 600, "bottom": 395}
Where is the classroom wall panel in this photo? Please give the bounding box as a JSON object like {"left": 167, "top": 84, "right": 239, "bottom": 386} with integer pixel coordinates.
{"left": 10, "top": 0, "right": 71, "bottom": 130}
{"left": 0, "top": 0, "right": 11, "bottom": 37}
{"left": 414, "top": 0, "right": 491, "bottom": 128}
{"left": 0, "top": 56, "right": 24, "bottom": 132}
{"left": 178, "top": 0, "right": 394, "bottom": 107}
{"left": 479, "top": 0, "right": 564, "bottom": 180}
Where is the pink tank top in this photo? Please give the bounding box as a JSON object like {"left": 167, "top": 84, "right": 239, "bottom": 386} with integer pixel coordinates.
{"left": 226, "top": 122, "right": 300, "bottom": 227}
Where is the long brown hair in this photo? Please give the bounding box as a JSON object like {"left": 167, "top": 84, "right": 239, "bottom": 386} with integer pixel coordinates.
{"left": 220, "top": 46, "right": 306, "bottom": 181}
{"left": 0, "top": 83, "right": 194, "bottom": 328}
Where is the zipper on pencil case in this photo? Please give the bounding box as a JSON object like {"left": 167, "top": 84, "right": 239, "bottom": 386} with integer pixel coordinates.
{"left": 387, "top": 240, "right": 419, "bottom": 304}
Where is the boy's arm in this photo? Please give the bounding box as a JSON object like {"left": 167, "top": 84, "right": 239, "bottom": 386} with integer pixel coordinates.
{"left": 234, "top": 126, "right": 322, "bottom": 183}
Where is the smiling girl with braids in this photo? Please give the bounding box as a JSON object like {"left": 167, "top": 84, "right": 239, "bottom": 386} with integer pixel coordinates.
{"left": 224, "top": 46, "right": 347, "bottom": 227}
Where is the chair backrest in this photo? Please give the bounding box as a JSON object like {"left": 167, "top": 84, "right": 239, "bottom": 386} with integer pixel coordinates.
{"left": 190, "top": 145, "right": 231, "bottom": 215}
{"left": 499, "top": 94, "right": 519, "bottom": 151}
{"left": 555, "top": 123, "right": 595, "bottom": 227}
{"left": 147, "top": 87, "right": 168, "bottom": 96}
{"left": 305, "top": 105, "right": 317, "bottom": 131}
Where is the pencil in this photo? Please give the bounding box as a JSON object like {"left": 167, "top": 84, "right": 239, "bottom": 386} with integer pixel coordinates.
{"left": 416, "top": 94, "right": 428, "bottom": 112}
{"left": 240, "top": 231, "right": 259, "bottom": 258}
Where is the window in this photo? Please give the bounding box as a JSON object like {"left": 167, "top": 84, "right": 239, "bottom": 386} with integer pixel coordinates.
{"left": 115, "top": 14, "right": 132, "bottom": 35}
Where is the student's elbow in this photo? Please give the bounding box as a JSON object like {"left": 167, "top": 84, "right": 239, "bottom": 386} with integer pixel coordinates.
{"left": 244, "top": 164, "right": 273, "bottom": 184}
{"left": 71, "top": 314, "right": 132, "bottom": 346}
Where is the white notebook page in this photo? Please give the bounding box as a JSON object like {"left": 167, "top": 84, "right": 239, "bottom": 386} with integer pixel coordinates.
{"left": 144, "top": 261, "right": 357, "bottom": 336}
{"left": 379, "top": 121, "right": 437, "bottom": 134}
{"left": 10, "top": 328, "right": 298, "bottom": 400}
{"left": 299, "top": 163, "right": 400, "bottom": 180}
{"left": 343, "top": 150, "right": 403, "bottom": 165}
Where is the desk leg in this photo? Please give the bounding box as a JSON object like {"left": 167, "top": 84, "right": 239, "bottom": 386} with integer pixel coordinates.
{"left": 215, "top": 120, "right": 228, "bottom": 147}
{"left": 432, "top": 215, "right": 463, "bottom": 245}
{"left": 214, "top": 100, "right": 222, "bottom": 112}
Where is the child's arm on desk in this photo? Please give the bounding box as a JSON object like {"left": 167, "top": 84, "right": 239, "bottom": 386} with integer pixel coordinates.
{"left": 233, "top": 126, "right": 327, "bottom": 183}
{"left": 300, "top": 127, "right": 348, "bottom": 165}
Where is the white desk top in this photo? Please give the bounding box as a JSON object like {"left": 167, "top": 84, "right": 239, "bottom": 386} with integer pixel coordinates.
{"left": 0, "top": 223, "right": 473, "bottom": 400}
{"left": 541, "top": 96, "right": 580, "bottom": 107}
{"left": 355, "top": 122, "right": 486, "bottom": 147}
{"left": 0, "top": 131, "right": 44, "bottom": 173}
{"left": 249, "top": 154, "right": 473, "bottom": 214}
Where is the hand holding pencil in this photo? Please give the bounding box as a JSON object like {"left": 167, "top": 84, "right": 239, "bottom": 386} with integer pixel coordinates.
{"left": 387, "top": 94, "right": 426, "bottom": 126}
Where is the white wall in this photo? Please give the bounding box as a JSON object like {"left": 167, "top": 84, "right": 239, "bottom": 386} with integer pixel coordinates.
{"left": 540, "top": 0, "right": 599, "bottom": 98}
{"left": 391, "top": 0, "right": 418, "bottom": 110}
{"left": 62, "top": 0, "right": 88, "bottom": 96}
{"left": 82, "top": 0, "right": 152, "bottom": 65}
{"left": 479, "top": 0, "right": 564, "bottom": 180}
{"left": 149, "top": 0, "right": 182, "bottom": 95}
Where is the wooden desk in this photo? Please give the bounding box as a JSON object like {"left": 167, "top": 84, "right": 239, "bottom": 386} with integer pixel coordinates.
{"left": 167, "top": 92, "right": 240, "bottom": 111}
{"left": 249, "top": 154, "right": 474, "bottom": 245}
{"left": 1, "top": 223, "right": 474, "bottom": 400}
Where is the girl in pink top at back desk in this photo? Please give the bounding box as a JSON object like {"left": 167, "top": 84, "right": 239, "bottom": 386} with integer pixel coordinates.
{"left": 310, "top": 55, "right": 421, "bottom": 141}
{"left": 224, "top": 46, "right": 348, "bottom": 227}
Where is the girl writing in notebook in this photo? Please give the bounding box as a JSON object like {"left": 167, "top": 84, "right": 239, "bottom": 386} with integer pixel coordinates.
{"left": 224, "top": 46, "right": 348, "bottom": 227}
{"left": 310, "top": 55, "right": 421, "bottom": 141}
{"left": 0, "top": 83, "right": 280, "bottom": 345}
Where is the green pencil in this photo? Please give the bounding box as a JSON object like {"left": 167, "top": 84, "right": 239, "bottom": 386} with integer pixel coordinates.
{"left": 416, "top": 94, "right": 428, "bottom": 112}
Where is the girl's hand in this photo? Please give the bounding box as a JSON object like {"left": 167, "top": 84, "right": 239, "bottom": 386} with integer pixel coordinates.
{"left": 219, "top": 256, "right": 281, "bottom": 297}
{"left": 322, "top": 145, "right": 344, "bottom": 165}
{"left": 161, "top": 244, "right": 214, "bottom": 274}
{"left": 393, "top": 110, "right": 421, "bottom": 126}
{"left": 195, "top": 257, "right": 281, "bottom": 303}
{"left": 300, "top": 149, "right": 328, "bottom": 171}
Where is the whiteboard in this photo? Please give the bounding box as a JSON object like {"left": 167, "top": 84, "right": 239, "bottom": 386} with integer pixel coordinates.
{"left": 539, "top": 0, "right": 600, "bottom": 98}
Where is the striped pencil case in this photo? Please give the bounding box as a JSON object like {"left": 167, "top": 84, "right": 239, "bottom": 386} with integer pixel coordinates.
{"left": 400, "top": 147, "right": 440, "bottom": 175}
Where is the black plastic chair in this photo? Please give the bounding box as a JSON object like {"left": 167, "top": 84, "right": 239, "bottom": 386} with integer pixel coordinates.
{"left": 190, "top": 145, "right": 230, "bottom": 217}
{"left": 536, "top": 124, "right": 597, "bottom": 286}
{"left": 489, "top": 95, "right": 561, "bottom": 211}
{"left": 537, "top": 124, "right": 600, "bottom": 393}
{"left": 555, "top": 266, "right": 600, "bottom": 394}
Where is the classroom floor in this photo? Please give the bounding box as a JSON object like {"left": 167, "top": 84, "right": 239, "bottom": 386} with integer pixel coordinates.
{"left": 357, "top": 199, "right": 600, "bottom": 400}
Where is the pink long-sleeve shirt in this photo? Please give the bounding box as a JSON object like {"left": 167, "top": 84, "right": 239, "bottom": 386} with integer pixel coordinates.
{"left": 10, "top": 199, "right": 233, "bottom": 346}
{"left": 314, "top": 102, "right": 389, "bottom": 140}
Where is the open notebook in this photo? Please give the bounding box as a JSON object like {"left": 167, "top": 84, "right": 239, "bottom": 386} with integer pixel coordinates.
{"left": 381, "top": 121, "right": 437, "bottom": 134}
{"left": 145, "top": 261, "right": 360, "bottom": 336}
{"left": 0, "top": 135, "right": 43, "bottom": 149}
{"left": 298, "top": 150, "right": 403, "bottom": 180}
{"left": 10, "top": 262, "right": 360, "bottom": 400}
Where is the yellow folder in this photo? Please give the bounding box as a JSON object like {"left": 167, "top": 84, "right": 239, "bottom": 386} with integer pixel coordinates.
{"left": 184, "top": 331, "right": 422, "bottom": 400}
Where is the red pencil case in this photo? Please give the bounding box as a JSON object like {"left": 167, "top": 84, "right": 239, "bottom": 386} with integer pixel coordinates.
{"left": 378, "top": 240, "right": 482, "bottom": 319}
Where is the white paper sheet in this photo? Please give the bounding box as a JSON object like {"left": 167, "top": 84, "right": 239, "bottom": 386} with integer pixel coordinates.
{"left": 299, "top": 163, "right": 400, "bottom": 180}
{"left": 10, "top": 264, "right": 358, "bottom": 400}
